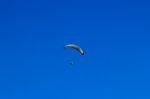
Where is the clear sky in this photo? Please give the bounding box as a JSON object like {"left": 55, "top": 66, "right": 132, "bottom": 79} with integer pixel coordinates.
{"left": 0, "top": 0, "right": 150, "bottom": 99}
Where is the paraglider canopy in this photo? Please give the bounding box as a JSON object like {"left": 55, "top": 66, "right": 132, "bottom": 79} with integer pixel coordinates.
{"left": 64, "top": 44, "right": 84, "bottom": 55}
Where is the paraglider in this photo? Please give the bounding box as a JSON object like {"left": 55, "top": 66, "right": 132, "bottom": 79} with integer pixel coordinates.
{"left": 69, "top": 61, "right": 75, "bottom": 65}
{"left": 64, "top": 44, "right": 84, "bottom": 65}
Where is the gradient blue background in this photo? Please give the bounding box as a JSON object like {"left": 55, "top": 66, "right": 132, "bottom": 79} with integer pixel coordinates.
{"left": 0, "top": 0, "right": 150, "bottom": 99}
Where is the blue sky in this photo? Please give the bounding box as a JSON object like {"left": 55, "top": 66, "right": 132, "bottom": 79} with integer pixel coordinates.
{"left": 0, "top": 0, "right": 150, "bottom": 99}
